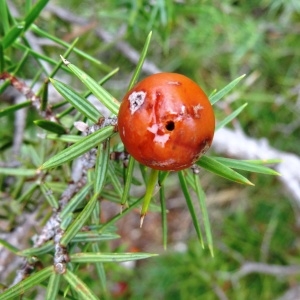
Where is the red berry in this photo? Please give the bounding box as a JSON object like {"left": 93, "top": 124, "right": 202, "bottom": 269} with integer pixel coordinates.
{"left": 117, "top": 73, "right": 215, "bottom": 171}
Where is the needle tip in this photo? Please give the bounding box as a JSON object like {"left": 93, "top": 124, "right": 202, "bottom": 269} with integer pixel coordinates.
{"left": 140, "top": 214, "right": 146, "bottom": 228}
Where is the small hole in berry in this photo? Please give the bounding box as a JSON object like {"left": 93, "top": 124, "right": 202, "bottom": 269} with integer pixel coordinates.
{"left": 165, "top": 121, "right": 175, "bottom": 131}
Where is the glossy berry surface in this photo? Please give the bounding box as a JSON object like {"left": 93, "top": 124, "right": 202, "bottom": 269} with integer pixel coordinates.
{"left": 117, "top": 73, "right": 215, "bottom": 171}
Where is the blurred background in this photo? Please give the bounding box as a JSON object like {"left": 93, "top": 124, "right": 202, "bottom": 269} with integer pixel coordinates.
{"left": 2, "top": 0, "right": 300, "bottom": 299}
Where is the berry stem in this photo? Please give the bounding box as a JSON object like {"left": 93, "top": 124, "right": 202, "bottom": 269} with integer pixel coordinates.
{"left": 140, "top": 168, "right": 159, "bottom": 227}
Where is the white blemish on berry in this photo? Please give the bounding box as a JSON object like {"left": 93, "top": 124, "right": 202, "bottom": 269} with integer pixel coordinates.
{"left": 147, "top": 123, "right": 159, "bottom": 134}
{"left": 147, "top": 124, "right": 170, "bottom": 147}
{"left": 153, "top": 133, "right": 170, "bottom": 145}
{"left": 181, "top": 105, "right": 186, "bottom": 114}
{"left": 193, "top": 104, "right": 203, "bottom": 118}
{"left": 150, "top": 158, "right": 176, "bottom": 168}
{"left": 128, "top": 91, "right": 146, "bottom": 114}
{"left": 167, "top": 81, "right": 181, "bottom": 86}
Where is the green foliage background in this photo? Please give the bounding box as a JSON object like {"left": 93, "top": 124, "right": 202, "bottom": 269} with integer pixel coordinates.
{"left": 1, "top": 0, "right": 300, "bottom": 299}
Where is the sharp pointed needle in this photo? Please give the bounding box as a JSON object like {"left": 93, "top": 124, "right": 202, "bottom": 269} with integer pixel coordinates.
{"left": 140, "top": 214, "right": 145, "bottom": 228}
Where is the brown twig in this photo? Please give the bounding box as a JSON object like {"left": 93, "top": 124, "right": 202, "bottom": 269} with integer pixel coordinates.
{"left": 9, "top": 119, "right": 117, "bottom": 283}
{"left": 0, "top": 72, "right": 41, "bottom": 110}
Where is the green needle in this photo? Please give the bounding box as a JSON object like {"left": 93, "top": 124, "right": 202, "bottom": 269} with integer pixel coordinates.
{"left": 140, "top": 168, "right": 159, "bottom": 227}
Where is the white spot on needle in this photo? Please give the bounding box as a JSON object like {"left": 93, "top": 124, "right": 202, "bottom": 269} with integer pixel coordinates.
{"left": 60, "top": 55, "right": 70, "bottom": 66}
